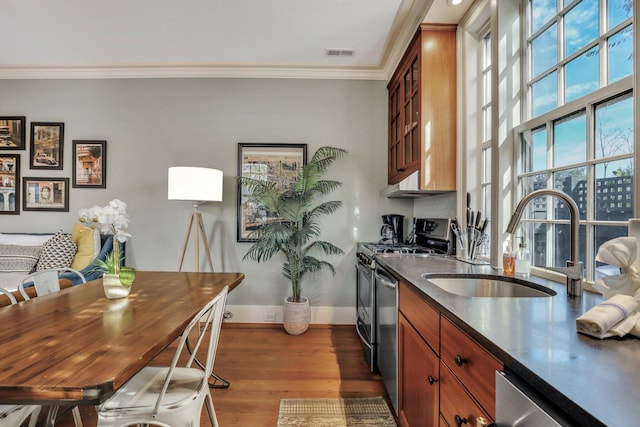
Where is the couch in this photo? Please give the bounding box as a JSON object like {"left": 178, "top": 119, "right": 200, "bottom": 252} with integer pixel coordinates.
{"left": 0, "top": 227, "right": 124, "bottom": 292}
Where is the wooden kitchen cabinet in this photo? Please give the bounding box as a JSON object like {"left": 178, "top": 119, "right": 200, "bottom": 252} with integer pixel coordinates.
{"left": 441, "top": 317, "right": 503, "bottom": 419}
{"left": 398, "top": 282, "right": 503, "bottom": 427}
{"left": 387, "top": 23, "right": 456, "bottom": 190}
{"left": 398, "top": 312, "right": 439, "bottom": 427}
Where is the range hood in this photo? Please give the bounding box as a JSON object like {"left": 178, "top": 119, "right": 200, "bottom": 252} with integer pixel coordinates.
{"left": 380, "top": 171, "right": 452, "bottom": 198}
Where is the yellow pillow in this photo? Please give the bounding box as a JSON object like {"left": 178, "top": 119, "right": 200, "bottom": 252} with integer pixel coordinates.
{"left": 70, "top": 223, "right": 100, "bottom": 270}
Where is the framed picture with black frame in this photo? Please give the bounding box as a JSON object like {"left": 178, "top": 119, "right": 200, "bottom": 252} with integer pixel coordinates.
{"left": 0, "top": 154, "right": 20, "bottom": 214}
{"left": 72, "top": 140, "right": 106, "bottom": 188}
{"left": 237, "top": 142, "right": 307, "bottom": 242}
{"left": 30, "top": 122, "right": 64, "bottom": 170}
{"left": 22, "top": 177, "right": 69, "bottom": 212}
{"left": 0, "top": 116, "right": 26, "bottom": 150}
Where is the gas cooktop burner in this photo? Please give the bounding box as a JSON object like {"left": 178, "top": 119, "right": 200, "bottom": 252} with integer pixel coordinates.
{"left": 363, "top": 243, "right": 435, "bottom": 254}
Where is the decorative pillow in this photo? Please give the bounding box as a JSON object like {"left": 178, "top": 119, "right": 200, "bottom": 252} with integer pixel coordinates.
{"left": 0, "top": 244, "right": 42, "bottom": 272}
{"left": 70, "top": 223, "right": 101, "bottom": 270}
{"left": 36, "top": 231, "right": 77, "bottom": 271}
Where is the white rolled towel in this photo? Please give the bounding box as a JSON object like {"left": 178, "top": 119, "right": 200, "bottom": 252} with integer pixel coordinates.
{"left": 576, "top": 294, "right": 639, "bottom": 339}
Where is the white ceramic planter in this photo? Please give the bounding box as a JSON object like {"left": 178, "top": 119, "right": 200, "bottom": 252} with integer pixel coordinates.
{"left": 283, "top": 296, "right": 310, "bottom": 335}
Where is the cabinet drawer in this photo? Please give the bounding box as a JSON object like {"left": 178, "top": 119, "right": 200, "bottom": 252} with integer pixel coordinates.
{"left": 441, "top": 317, "right": 503, "bottom": 418}
{"left": 399, "top": 282, "right": 440, "bottom": 354}
{"left": 440, "top": 363, "right": 493, "bottom": 427}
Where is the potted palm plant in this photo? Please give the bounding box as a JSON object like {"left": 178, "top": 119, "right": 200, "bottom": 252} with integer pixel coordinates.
{"left": 239, "top": 146, "right": 347, "bottom": 335}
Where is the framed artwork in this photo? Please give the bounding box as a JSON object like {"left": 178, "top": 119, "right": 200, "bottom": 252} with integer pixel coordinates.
{"left": 72, "top": 140, "right": 106, "bottom": 188}
{"left": 0, "top": 116, "right": 26, "bottom": 150}
{"left": 0, "top": 154, "right": 20, "bottom": 214}
{"left": 22, "top": 177, "right": 69, "bottom": 212}
{"left": 30, "top": 122, "right": 64, "bottom": 170}
{"left": 237, "top": 143, "right": 307, "bottom": 242}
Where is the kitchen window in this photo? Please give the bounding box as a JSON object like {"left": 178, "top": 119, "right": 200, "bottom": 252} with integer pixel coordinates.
{"left": 514, "top": 0, "right": 634, "bottom": 282}
{"left": 480, "top": 30, "right": 492, "bottom": 257}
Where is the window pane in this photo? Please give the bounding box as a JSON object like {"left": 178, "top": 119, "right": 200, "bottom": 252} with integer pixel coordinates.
{"left": 595, "top": 94, "right": 634, "bottom": 159}
{"left": 608, "top": 0, "right": 633, "bottom": 30}
{"left": 531, "top": 222, "right": 547, "bottom": 266}
{"left": 532, "top": 23, "right": 557, "bottom": 77}
{"left": 608, "top": 25, "right": 633, "bottom": 84}
{"left": 565, "top": 46, "right": 599, "bottom": 103}
{"left": 484, "top": 71, "right": 491, "bottom": 104}
{"left": 564, "top": 0, "right": 599, "bottom": 58}
{"left": 483, "top": 148, "right": 492, "bottom": 182}
{"left": 532, "top": 127, "right": 547, "bottom": 172}
{"left": 532, "top": 72, "right": 558, "bottom": 117}
{"left": 518, "top": 174, "right": 548, "bottom": 219}
{"left": 532, "top": 0, "right": 557, "bottom": 34}
{"left": 553, "top": 224, "right": 586, "bottom": 268}
{"left": 483, "top": 105, "right": 492, "bottom": 140}
{"left": 595, "top": 158, "right": 634, "bottom": 220}
{"left": 553, "top": 112, "right": 586, "bottom": 167}
{"left": 553, "top": 167, "right": 587, "bottom": 220}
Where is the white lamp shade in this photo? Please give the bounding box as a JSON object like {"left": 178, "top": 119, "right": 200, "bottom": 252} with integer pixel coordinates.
{"left": 168, "top": 167, "right": 223, "bottom": 202}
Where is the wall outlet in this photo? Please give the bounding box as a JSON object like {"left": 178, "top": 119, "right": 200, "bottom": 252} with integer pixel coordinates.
{"left": 263, "top": 311, "right": 276, "bottom": 322}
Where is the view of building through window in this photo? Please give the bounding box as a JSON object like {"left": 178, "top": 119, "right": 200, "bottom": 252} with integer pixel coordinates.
{"left": 516, "top": 0, "right": 634, "bottom": 281}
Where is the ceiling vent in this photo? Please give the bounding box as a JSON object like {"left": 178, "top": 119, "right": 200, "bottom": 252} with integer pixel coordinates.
{"left": 326, "top": 49, "right": 355, "bottom": 57}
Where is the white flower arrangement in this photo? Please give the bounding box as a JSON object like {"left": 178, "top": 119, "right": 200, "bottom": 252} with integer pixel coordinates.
{"left": 79, "top": 199, "right": 131, "bottom": 243}
{"left": 79, "top": 199, "right": 131, "bottom": 274}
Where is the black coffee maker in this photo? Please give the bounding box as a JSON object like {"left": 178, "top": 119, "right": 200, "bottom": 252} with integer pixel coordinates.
{"left": 381, "top": 214, "right": 404, "bottom": 244}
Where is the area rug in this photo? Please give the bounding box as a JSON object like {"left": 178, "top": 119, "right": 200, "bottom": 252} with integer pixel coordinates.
{"left": 277, "top": 396, "right": 397, "bottom": 426}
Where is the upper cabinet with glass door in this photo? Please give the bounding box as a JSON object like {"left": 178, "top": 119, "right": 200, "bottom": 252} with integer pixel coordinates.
{"left": 387, "top": 24, "right": 457, "bottom": 191}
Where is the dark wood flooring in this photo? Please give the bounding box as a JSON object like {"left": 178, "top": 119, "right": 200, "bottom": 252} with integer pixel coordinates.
{"left": 49, "top": 324, "right": 389, "bottom": 426}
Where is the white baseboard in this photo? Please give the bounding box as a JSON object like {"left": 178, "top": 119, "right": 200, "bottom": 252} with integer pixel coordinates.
{"left": 224, "top": 304, "right": 356, "bottom": 325}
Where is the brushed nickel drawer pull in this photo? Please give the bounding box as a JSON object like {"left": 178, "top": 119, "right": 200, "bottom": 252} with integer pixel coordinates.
{"left": 454, "top": 354, "right": 467, "bottom": 366}
{"left": 427, "top": 375, "right": 438, "bottom": 385}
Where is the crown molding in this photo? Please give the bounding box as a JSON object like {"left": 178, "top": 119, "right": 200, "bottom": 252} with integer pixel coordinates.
{"left": 0, "top": 63, "right": 388, "bottom": 81}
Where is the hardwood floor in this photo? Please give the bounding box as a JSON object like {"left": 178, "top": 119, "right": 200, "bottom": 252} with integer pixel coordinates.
{"left": 50, "top": 324, "right": 389, "bottom": 426}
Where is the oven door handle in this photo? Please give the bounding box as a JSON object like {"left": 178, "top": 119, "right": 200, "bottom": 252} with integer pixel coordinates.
{"left": 355, "top": 319, "right": 373, "bottom": 349}
{"left": 374, "top": 269, "right": 397, "bottom": 289}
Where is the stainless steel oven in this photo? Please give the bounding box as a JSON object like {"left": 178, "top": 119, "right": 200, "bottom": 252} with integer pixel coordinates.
{"left": 356, "top": 248, "right": 376, "bottom": 372}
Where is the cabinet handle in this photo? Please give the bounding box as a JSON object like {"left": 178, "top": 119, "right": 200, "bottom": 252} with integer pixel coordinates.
{"left": 427, "top": 375, "right": 438, "bottom": 385}
{"left": 454, "top": 415, "right": 468, "bottom": 426}
{"left": 454, "top": 355, "right": 467, "bottom": 366}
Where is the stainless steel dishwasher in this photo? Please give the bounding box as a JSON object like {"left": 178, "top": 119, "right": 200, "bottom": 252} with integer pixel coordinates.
{"left": 375, "top": 263, "right": 398, "bottom": 415}
{"left": 495, "top": 371, "right": 574, "bottom": 426}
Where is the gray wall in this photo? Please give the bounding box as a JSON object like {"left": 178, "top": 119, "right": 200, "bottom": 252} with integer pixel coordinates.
{"left": 0, "top": 78, "right": 415, "bottom": 308}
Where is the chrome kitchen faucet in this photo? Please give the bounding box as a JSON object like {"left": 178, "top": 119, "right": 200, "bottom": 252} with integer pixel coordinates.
{"left": 506, "top": 189, "right": 583, "bottom": 296}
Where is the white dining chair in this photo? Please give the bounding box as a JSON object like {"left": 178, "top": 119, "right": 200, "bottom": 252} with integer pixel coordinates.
{"left": 0, "top": 288, "right": 41, "bottom": 427}
{"left": 16, "top": 271, "right": 86, "bottom": 427}
{"left": 18, "top": 267, "right": 86, "bottom": 301}
{"left": 96, "top": 286, "right": 229, "bottom": 427}
{"left": 0, "top": 404, "right": 41, "bottom": 427}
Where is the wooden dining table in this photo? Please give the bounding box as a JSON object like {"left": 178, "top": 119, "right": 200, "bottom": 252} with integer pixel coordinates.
{"left": 0, "top": 271, "right": 244, "bottom": 413}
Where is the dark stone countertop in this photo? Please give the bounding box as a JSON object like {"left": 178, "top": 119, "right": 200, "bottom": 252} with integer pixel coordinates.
{"left": 375, "top": 254, "right": 640, "bottom": 427}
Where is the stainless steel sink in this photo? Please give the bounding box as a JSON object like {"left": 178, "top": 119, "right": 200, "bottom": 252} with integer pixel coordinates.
{"left": 421, "top": 274, "right": 556, "bottom": 298}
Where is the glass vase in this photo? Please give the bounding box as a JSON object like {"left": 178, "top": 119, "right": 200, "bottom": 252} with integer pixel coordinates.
{"left": 102, "top": 273, "right": 132, "bottom": 299}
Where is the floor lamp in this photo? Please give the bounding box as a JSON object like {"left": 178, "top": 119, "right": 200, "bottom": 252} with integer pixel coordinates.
{"left": 168, "top": 167, "right": 223, "bottom": 272}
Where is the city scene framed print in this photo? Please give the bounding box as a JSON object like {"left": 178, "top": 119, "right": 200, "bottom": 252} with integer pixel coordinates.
{"left": 30, "top": 122, "right": 64, "bottom": 170}
{"left": 72, "top": 140, "right": 106, "bottom": 188}
{"left": 237, "top": 142, "right": 307, "bottom": 242}
{"left": 0, "top": 154, "right": 20, "bottom": 214}
{"left": 22, "top": 177, "right": 69, "bottom": 212}
{"left": 0, "top": 116, "right": 26, "bottom": 150}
